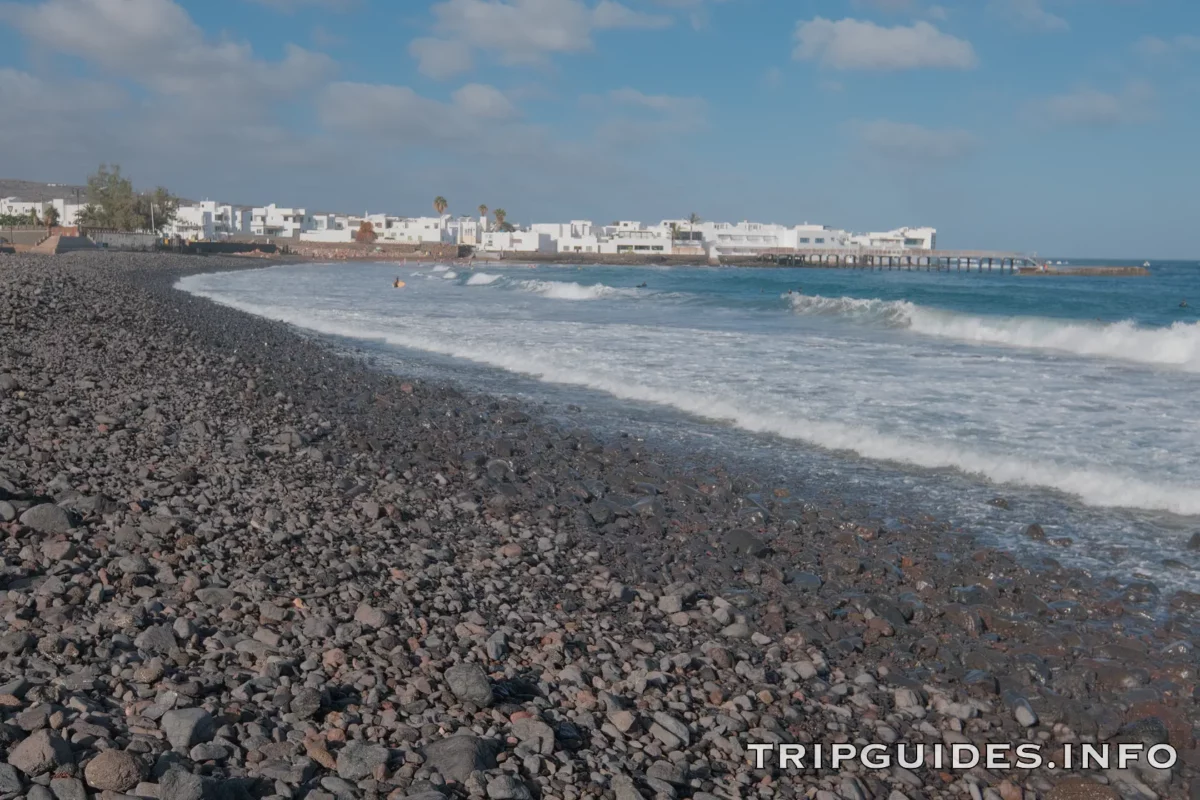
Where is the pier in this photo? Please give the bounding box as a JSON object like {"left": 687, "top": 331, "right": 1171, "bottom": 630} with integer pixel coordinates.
{"left": 754, "top": 248, "right": 1149, "bottom": 276}
{"left": 760, "top": 248, "right": 1036, "bottom": 271}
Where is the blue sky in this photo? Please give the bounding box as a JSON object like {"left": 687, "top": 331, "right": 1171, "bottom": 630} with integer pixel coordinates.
{"left": 0, "top": 0, "right": 1197, "bottom": 257}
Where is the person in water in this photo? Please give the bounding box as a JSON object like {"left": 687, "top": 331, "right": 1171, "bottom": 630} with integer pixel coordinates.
{"left": 1182, "top": 300, "right": 1189, "bottom": 308}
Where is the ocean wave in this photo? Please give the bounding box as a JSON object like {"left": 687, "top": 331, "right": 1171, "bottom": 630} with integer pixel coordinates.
{"left": 517, "top": 279, "right": 636, "bottom": 301}
{"left": 466, "top": 272, "right": 501, "bottom": 285}
{"left": 441, "top": 271, "right": 458, "bottom": 280}
{"left": 171, "top": 278, "right": 1200, "bottom": 516}
{"left": 788, "top": 293, "right": 1200, "bottom": 370}
{"left": 431, "top": 265, "right": 450, "bottom": 273}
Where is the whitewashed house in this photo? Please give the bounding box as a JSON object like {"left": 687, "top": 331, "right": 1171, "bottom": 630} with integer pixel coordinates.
{"left": 299, "top": 213, "right": 354, "bottom": 243}
{"left": 0, "top": 197, "right": 48, "bottom": 220}
{"left": 530, "top": 221, "right": 600, "bottom": 253}
{"left": 478, "top": 230, "right": 555, "bottom": 254}
{"left": 850, "top": 226, "right": 937, "bottom": 250}
{"left": 251, "top": 204, "right": 313, "bottom": 238}
{"left": 446, "top": 216, "right": 483, "bottom": 246}
{"left": 166, "top": 201, "right": 248, "bottom": 240}
{"left": 49, "top": 199, "right": 86, "bottom": 227}
{"left": 597, "top": 221, "right": 674, "bottom": 255}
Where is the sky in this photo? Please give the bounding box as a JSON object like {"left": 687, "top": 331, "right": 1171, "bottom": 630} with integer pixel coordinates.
{"left": 0, "top": 0, "right": 1197, "bottom": 258}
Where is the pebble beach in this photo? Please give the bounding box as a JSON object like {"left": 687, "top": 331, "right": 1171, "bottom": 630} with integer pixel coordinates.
{"left": 1, "top": 252, "right": 1197, "bottom": 800}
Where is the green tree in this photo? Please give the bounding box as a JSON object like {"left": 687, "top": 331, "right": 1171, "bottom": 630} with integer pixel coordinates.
{"left": 44, "top": 206, "right": 60, "bottom": 231}
{"left": 139, "top": 186, "right": 179, "bottom": 233}
{"left": 434, "top": 196, "right": 448, "bottom": 215}
{"left": 77, "top": 164, "right": 178, "bottom": 231}
{"left": 493, "top": 208, "right": 507, "bottom": 228}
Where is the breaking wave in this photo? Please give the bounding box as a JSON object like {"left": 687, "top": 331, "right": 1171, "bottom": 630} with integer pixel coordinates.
{"left": 517, "top": 280, "right": 636, "bottom": 301}
{"left": 173, "top": 278, "right": 1200, "bottom": 516}
{"left": 466, "top": 272, "right": 501, "bottom": 285}
{"left": 788, "top": 293, "right": 1200, "bottom": 371}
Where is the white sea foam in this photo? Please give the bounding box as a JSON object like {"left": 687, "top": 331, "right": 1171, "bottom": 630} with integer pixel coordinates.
{"left": 466, "top": 272, "right": 501, "bottom": 285}
{"left": 441, "top": 271, "right": 458, "bottom": 280}
{"left": 517, "top": 279, "right": 635, "bottom": 301}
{"left": 172, "top": 276, "right": 1200, "bottom": 516}
{"left": 431, "top": 265, "right": 450, "bottom": 273}
{"left": 788, "top": 293, "right": 1200, "bottom": 370}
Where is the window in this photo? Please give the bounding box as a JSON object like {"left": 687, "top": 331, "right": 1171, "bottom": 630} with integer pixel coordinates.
{"left": 800, "top": 237, "right": 810, "bottom": 243}
{"left": 816, "top": 238, "right": 825, "bottom": 244}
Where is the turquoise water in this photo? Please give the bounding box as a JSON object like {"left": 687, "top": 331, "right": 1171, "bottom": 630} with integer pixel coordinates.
{"left": 179, "top": 260, "right": 1200, "bottom": 593}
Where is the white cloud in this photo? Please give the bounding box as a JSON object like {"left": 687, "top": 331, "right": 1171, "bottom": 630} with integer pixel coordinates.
{"left": 250, "top": 0, "right": 356, "bottom": 11}
{"left": 452, "top": 83, "right": 519, "bottom": 119}
{"left": 318, "top": 82, "right": 545, "bottom": 156}
{"left": 0, "top": 0, "right": 339, "bottom": 196}
{"left": 0, "top": 67, "right": 125, "bottom": 114}
{"left": 0, "top": 0, "right": 334, "bottom": 103}
{"left": 1134, "top": 34, "right": 1200, "bottom": 58}
{"left": 0, "top": 0, "right": 708, "bottom": 222}
{"left": 855, "top": 119, "right": 977, "bottom": 162}
{"left": 1034, "top": 82, "right": 1155, "bottom": 127}
{"left": 851, "top": 0, "right": 917, "bottom": 12}
{"left": 593, "top": 0, "right": 670, "bottom": 28}
{"left": 988, "top": 0, "right": 1067, "bottom": 32}
{"left": 409, "top": 37, "right": 475, "bottom": 79}
{"left": 414, "top": 0, "right": 671, "bottom": 78}
{"left": 793, "top": 17, "right": 977, "bottom": 71}
{"left": 581, "top": 87, "right": 708, "bottom": 145}
{"left": 0, "top": 70, "right": 127, "bottom": 165}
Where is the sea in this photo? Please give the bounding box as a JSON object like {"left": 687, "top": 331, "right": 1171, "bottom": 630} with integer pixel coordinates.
{"left": 177, "top": 259, "right": 1200, "bottom": 596}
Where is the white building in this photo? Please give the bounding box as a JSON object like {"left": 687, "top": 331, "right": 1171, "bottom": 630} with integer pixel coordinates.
{"left": 446, "top": 216, "right": 484, "bottom": 246}
{"left": 597, "top": 221, "right": 674, "bottom": 255}
{"left": 167, "top": 201, "right": 249, "bottom": 240}
{"left": 478, "top": 230, "right": 555, "bottom": 254}
{"left": 251, "top": 204, "right": 313, "bottom": 238}
{"left": 654, "top": 219, "right": 935, "bottom": 257}
{"left": 297, "top": 212, "right": 353, "bottom": 242}
{"left": 0, "top": 197, "right": 48, "bottom": 220}
{"left": 530, "top": 220, "right": 601, "bottom": 253}
{"left": 50, "top": 199, "right": 86, "bottom": 227}
{"left": 849, "top": 226, "right": 937, "bottom": 250}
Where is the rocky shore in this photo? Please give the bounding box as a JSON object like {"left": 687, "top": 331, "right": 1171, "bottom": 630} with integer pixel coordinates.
{"left": 0, "top": 252, "right": 1196, "bottom": 800}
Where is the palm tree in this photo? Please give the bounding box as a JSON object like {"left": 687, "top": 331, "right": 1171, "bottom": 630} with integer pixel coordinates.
{"left": 433, "top": 196, "right": 448, "bottom": 216}
{"left": 493, "top": 208, "right": 507, "bottom": 228}
{"left": 478, "top": 204, "right": 488, "bottom": 232}
{"left": 686, "top": 212, "right": 701, "bottom": 242}
{"left": 44, "top": 206, "right": 60, "bottom": 231}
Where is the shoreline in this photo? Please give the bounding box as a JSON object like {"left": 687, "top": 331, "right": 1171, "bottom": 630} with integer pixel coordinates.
{"left": 1, "top": 251, "right": 1196, "bottom": 799}
{"left": 228, "top": 249, "right": 1152, "bottom": 277}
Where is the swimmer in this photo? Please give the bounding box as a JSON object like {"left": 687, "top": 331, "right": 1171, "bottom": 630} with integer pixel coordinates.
{"left": 1182, "top": 300, "right": 1189, "bottom": 308}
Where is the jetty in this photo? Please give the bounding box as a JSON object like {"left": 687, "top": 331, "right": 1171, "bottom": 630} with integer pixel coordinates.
{"left": 757, "top": 248, "right": 1148, "bottom": 276}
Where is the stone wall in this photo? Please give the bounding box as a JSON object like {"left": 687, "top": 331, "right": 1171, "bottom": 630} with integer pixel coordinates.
{"left": 286, "top": 241, "right": 468, "bottom": 260}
